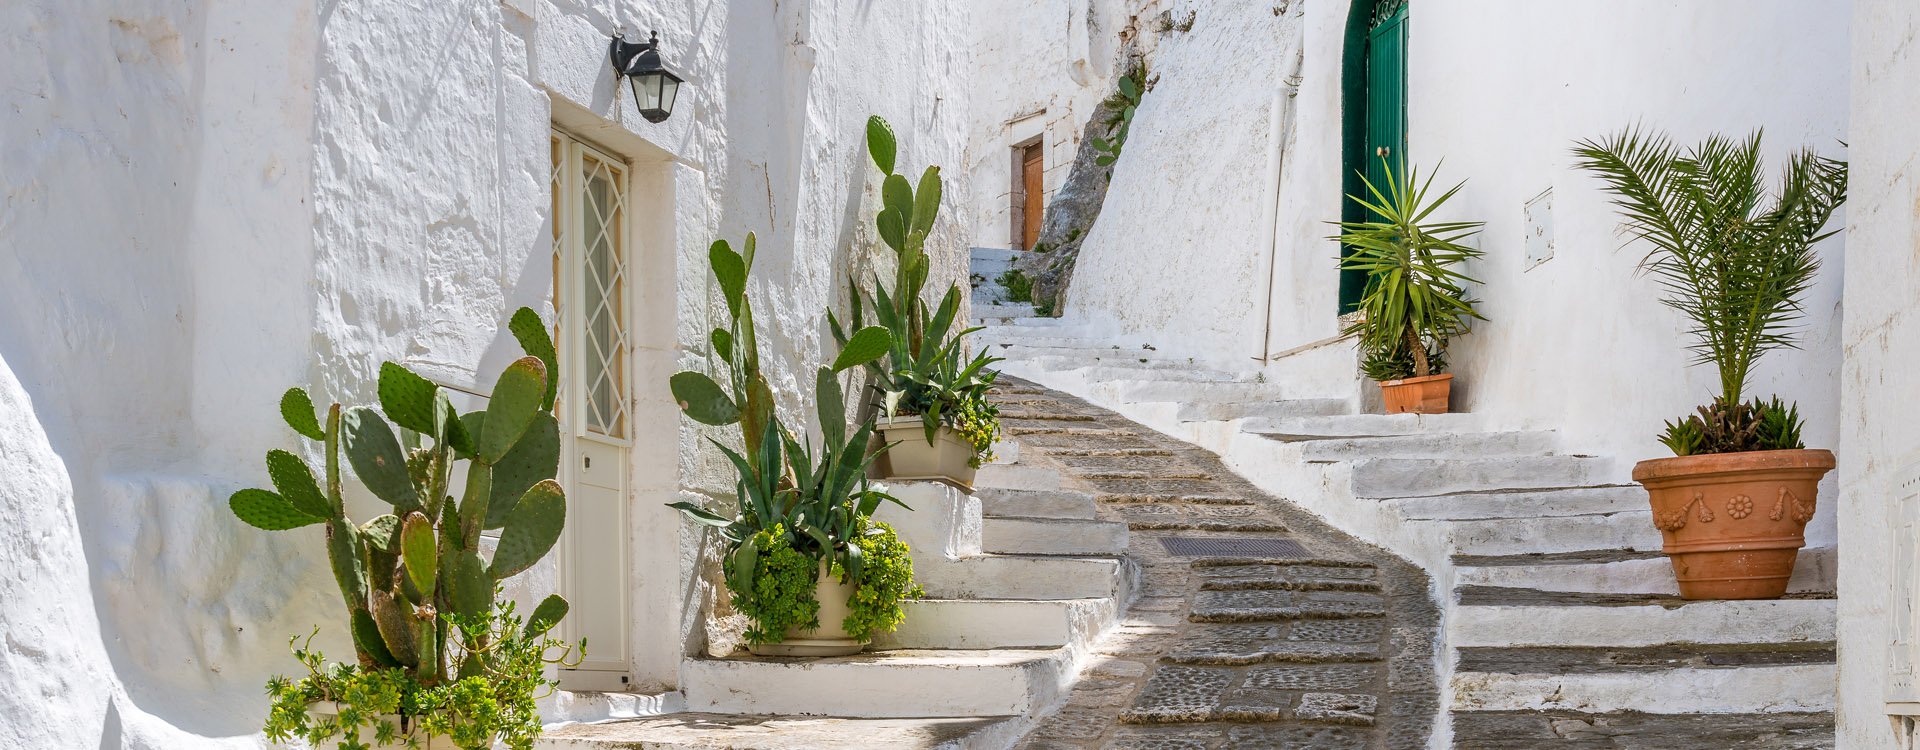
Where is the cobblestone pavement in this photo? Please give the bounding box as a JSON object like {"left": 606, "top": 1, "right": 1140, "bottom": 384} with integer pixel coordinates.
{"left": 994, "top": 377, "right": 1439, "bottom": 750}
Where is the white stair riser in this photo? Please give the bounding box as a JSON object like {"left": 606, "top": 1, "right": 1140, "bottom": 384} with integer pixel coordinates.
{"left": 1449, "top": 664, "right": 1833, "bottom": 714}
{"left": 1456, "top": 548, "right": 1838, "bottom": 596}
{"left": 1389, "top": 486, "right": 1646, "bottom": 521}
{"left": 914, "top": 556, "right": 1125, "bottom": 600}
{"left": 873, "top": 598, "right": 1112, "bottom": 650}
{"left": 1176, "top": 399, "right": 1349, "bottom": 422}
{"left": 1425, "top": 511, "right": 1660, "bottom": 556}
{"left": 682, "top": 654, "right": 1066, "bottom": 717}
{"left": 1450, "top": 600, "right": 1836, "bottom": 648}
{"left": 974, "top": 464, "right": 1063, "bottom": 492}
{"left": 1118, "top": 381, "right": 1290, "bottom": 404}
{"left": 983, "top": 517, "right": 1129, "bottom": 556}
{"left": 1349, "top": 456, "right": 1615, "bottom": 498}
{"left": 979, "top": 490, "right": 1097, "bottom": 520}
{"left": 1242, "top": 412, "right": 1488, "bottom": 439}
{"left": 1294, "top": 431, "right": 1558, "bottom": 462}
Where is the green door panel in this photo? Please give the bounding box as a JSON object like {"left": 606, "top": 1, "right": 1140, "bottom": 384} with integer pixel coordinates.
{"left": 1340, "top": 0, "right": 1408, "bottom": 314}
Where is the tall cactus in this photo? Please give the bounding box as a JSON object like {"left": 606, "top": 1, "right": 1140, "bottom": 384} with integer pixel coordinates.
{"left": 229, "top": 307, "right": 570, "bottom": 683}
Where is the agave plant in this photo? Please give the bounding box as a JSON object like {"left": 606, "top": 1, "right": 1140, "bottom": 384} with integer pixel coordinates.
{"left": 1573, "top": 129, "right": 1845, "bottom": 455}
{"left": 1333, "top": 159, "right": 1486, "bottom": 379}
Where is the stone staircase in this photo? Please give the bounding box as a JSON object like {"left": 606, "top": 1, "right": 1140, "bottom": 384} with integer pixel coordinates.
{"left": 542, "top": 458, "right": 1136, "bottom": 748}
{"left": 980, "top": 317, "right": 1838, "bottom": 749}
{"left": 971, "top": 247, "right": 1040, "bottom": 322}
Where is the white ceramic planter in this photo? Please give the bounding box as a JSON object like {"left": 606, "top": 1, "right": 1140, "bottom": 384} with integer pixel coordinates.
{"left": 874, "top": 415, "right": 978, "bottom": 490}
{"left": 748, "top": 561, "right": 865, "bottom": 657}
{"left": 305, "top": 701, "right": 447, "bottom": 749}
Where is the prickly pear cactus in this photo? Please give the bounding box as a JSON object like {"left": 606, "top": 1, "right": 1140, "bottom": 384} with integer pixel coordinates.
{"left": 227, "top": 307, "right": 572, "bottom": 683}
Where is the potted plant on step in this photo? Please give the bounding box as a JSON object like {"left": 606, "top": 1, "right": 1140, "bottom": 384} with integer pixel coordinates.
{"left": 1575, "top": 128, "right": 1847, "bottom": 600}
{"left": 1333, "top": 158, "right": 1486, "bottom": 414}
{"left": 669, "top": 234, "right": 923, "bottom": 656}
{"left": 832, "top": 115, "right": 1003, "bottom": 487}
{"left": 233, "top": 308, "right": 582, "bottom": 750}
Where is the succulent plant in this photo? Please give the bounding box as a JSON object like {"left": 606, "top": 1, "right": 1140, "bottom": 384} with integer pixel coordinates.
{"left": 229, "top": 307, "right": 569, "bottom": 684}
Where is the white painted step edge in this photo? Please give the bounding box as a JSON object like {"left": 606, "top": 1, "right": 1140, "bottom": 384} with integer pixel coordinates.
{"left": 1449, "top": 599, "right": 1836, "bottom": 648}
{"left": 1449, "top": 663, "right": 1834, "bottom": 714}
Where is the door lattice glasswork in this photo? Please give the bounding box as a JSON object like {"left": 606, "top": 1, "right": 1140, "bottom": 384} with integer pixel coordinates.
{"left": 550, "top": 133, "right": 631, "bottom": 440}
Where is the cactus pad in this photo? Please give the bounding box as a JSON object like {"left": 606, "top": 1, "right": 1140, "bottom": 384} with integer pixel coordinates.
{"left": 509, "top": 307, "right": 560, "bottom": 410}
{"left": 477, "top": 356, "right": 547, "bottom": 464}
{"left": 351, "top": 608, "right": 400, "bottom": 668}
{"left": 448, "top": 549, "right": 492, "bottom": 620}
{"left": 280, "top": 387, "right": 326, "bottom": 441}
{"left": 228, "top": 489, "right": 323, "bottom": 530}
{"left": 265, "top": 449, "right": 333, "bottom": 519}
{"left": 325, "top": 518, "right": 368, "bottom": 614}
{"left": 486, "top": 412, "right": 559, "bottom": 529}
{"left": 489, "top": 479, "right": 565, "bottom": 579}
{"left": 669, "top": 371, "right": 739, "bottom": 426}
{"left": 360, "top": 514, "right": 400, "bottom": 554}
{"left": 342, "top": 407, "right": 421, "bottom": 511}
{"left": 370, "top": 588, "right": 419, "bottom": 668}
{"left": 400, "top": 512, "right": 437, "bottom": 596}
{"left": 378, "top": 362, "right": 440, "bottom": 436}
{"left": 526, "top": 594, "right": 569, "bottom": 638}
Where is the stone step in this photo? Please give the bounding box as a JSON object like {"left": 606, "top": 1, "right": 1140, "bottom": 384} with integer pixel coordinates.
{"left": 873, "top": 597, "right": 1112, "bottom": 650}
{"left": 1109, "top": 380, "right": 1290, "bottom": 405}
{"left": 973, "top": 463, "right": 1062, "bottom": 491}
{"left": 681, "top": 648, "right": 1070, "bottom": 717}
{"left": 1449, "top": 644, "right": 1834, "bottom": 714}
{"left": 913, "top": 554, "right": 1127, "bottom": 600}
{"left": 975, "top": 303, "right": 1036, "bottom": 319}
{"left": 538, "top": 713, "right": 1025, "bottom": 750}
{"left": 1453, "top": 546, "right": 1838, "bottom": 596}
{"left": 1389, "top": 485, "right": 1645, "bottom": 521}
{"left": 1449, "top": 710, "right": 1834, "bottom": 749}
{"left": 1450, "top": 588, "right": 1836, "bottom": 647}
{"left": 1074, "top": 366, "right": 1258, "bottom": 384}
{"left": 977, "top": 488, "right": 1097, "bottom": 520}
{"left": 1290, "top": 430, "right": 1559, "bottom": 462}
{"left": 982, "top": 516, "right": 1129, "bottom": 556}
{"left": 1347, "top": 455, "right": 1616, "bottom": 498}
{"left": 1175, "top": 398, "right": 1351, "bottom": 422}
{"left": 1412, "top": 509, "right": 1659, "bottom": 556}
{"left": 1241, "top": 412, "right": 1489, "bottom": 440}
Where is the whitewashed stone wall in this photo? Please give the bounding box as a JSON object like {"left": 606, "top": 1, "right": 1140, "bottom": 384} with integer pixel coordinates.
{"left": 0, "top": 0, "right": 970, "bottom": 745}
{"left": 1837, "top": 2, "right": 1918, "bottom": 747}
{"left": 1060, "top": 0, "right": 1850, "bottom": 491}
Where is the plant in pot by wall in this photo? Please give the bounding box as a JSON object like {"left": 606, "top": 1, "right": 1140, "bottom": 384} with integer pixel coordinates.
{"left": 831, "top": 115, "right": 1003, "bottom": 488}
{"left": 1333, "top": 159, "right": 1486, "bottom": 414}
{"left": 1575, "top": 128, "right": 1847, "bottom": 600}
{"left": 232, "top": 307, "right": 582, "bottom": 750}
{"left": 668, "top": 234, "right": 923, "bottom": 656}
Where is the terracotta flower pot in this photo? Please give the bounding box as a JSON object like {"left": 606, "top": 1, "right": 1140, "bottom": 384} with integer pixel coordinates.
{"left": 1379, "top": 373, "right": 1452, "bottom": 414}
{"left": 873, "top": 415, "right": 978, "bottom": 490}
{"left": 1632, "top": 448, "right": 1834, "bottom": 600}
{"left": 748, "top": 561, "right": 865, "bottom": 657}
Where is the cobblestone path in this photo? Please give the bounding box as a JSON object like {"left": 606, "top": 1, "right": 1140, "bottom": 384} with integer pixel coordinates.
{"left": 993, "top": 377, "right": 1439, "bottom": 750}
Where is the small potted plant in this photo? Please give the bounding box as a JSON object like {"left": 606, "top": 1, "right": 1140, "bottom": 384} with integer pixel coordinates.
{"left": 1576, "top": 128, "right": 1846, "bottom": 600}
{"left": 1333, "top": 159, "right": 1486, "bottom": 414}
{"left": 232, "top": 308, "right": 582, "bottom": 749}
{"left": 669, "top": 234, "right": 922, "bottom": 656}
{"left": 831, "top": 115, "right": 1003, "bottom": 487}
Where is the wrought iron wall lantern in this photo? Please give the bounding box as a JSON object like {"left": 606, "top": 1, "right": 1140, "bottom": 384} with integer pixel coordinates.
{"left": 609, "top": 31, "right": 683, "bottom": 123}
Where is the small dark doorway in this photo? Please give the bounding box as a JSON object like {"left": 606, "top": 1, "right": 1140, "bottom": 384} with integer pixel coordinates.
{"left": 1340, "top": 0, "right": 1409, "bottom": 313}
{"left": 1011, "top": 138, "right": 1044, "bottom": 249}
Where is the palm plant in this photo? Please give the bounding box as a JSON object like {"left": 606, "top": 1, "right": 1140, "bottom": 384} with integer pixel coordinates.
{"left": 1573, "top": 129, "right": 1846, "bottom": 455}
{"left": 1333, "top": 159, "right": 1486, "bottom": 378}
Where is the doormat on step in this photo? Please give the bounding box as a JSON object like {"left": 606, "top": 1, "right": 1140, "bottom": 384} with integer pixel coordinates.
{"left": 1160, "top": 536, "right": 1308, "bottom": 558}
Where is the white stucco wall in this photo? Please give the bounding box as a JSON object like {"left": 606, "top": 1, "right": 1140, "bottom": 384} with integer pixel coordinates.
{"left": 1060, "top": 0, "right": 1850, "bottom": 496}
{"left": 1836, "top": 2, "right": 1917, "bottom": 746}
{"left": 1, "top": 0, "right": 970, "bottom": 744}
{"left": 965, "top": 0, "right": 1161, "bottom": 251}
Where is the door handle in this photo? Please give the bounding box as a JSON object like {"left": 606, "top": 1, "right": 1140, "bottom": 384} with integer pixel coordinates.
{"left": 1376, "top": 146, "right": 1391, "bottom": 158}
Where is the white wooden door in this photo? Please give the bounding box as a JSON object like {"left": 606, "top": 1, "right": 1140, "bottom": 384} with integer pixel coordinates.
{"left": 551, "top": 130, "right": 633, "bottom": 690}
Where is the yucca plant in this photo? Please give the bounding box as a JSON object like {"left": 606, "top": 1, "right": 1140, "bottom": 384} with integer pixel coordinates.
{"left": 1333, "top": 159, "right": 1486, "bottom": 378}
{"left": 1573, "top": 129, "right": 1845, "bottom": 455}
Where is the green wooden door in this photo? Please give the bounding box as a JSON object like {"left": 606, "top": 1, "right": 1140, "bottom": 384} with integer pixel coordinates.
{"left": 1340, "top": 0, "right": 1409, "bottom": 313}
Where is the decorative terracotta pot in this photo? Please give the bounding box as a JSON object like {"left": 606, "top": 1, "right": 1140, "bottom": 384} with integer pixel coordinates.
{"left": 873, "top": 415, "right": 978, "bottom": 490}
{"left": 748, "top": 561, "right": 865, "bottom": 657}
{"left": 1379, "top": 373, "right": 1452, "bottom": 414}
{"left": 1632, "top": 449, "right": 1834, "bottom": 600}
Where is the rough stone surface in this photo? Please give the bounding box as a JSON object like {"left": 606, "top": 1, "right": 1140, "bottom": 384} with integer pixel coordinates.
{"left": 1000, "top": 377, "right": 1438, "bottom": 749}
{"left": 1451, "top": 711, "right": 1834, "bottom": 749}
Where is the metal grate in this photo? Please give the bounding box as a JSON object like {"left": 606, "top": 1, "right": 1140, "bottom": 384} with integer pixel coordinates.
{"left": 1160, "top": 537, "right": 1309, "bottom": 558}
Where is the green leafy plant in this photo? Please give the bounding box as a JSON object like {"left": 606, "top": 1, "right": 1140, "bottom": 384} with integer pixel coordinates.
{"left": 232, "top": 307, "right": 576, "bottom": 748}
{"left": 667, "top": 234, "right": 921, "bottom": 646}
{"left": 264, "top": 597, "right": 579, "bottom": 750}
{"left": 997, "top": 268, "right": 1034, "bottom": 304}
{"left": 1359, "top": 342, "right": 1448, "bottom": 383}
{"left": 1574, "top": 128, "right": 1845, "bottom": 455}
{"left": 1333, "top": 159, "right": 1486, "bottom": 379}
{"left": 831, "top": 115, "right": 1003, "bottom": 461}
{"left": 1090, "top": 63, "right": 1148, "bottom": 167}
